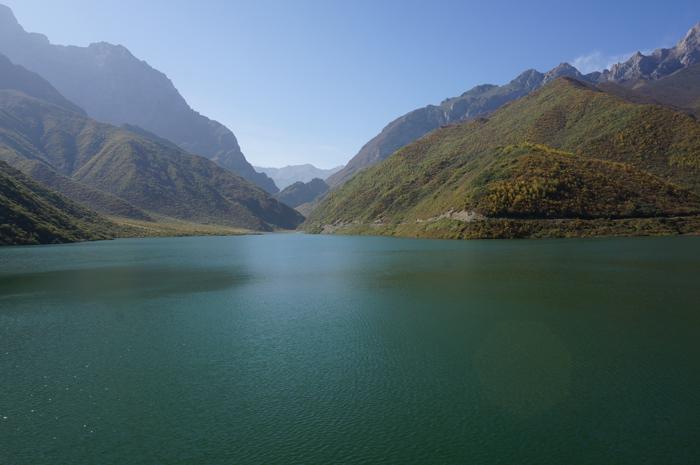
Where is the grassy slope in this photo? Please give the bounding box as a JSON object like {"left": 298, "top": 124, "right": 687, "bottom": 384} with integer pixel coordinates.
{"left": 0, "top": 160, "right": 118, "bottom": 245}
{"left": 0, "top": 90, "right": 303, "bottom": 231}
{"left": 306, "top": 78, "right": 700, "bottom": 239}
{"left": 1, "top": 158, "right": 252, "bottom": 246}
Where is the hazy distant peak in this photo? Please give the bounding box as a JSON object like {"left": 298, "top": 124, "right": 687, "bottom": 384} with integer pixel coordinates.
{"left": 0, "top": 6, "right": 50, "bottom": 46}
{"left": 0, "top": 4, "right": 19, "bottom": 29}
{"left": 256, "top": 164, "right": 343, "bottom": 190}
{"left": 0, "top": 3, "right": 279, "bottom": 193}
{"left": 88, "top": 42, "right": 133, "bottom": 55}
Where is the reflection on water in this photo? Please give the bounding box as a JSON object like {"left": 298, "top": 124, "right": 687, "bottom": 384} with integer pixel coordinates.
{"left": 0, "top": 266, "right": 251, "bottom": 300}
{"left": 1, "top": 234, "right": 699, "bottom": 465}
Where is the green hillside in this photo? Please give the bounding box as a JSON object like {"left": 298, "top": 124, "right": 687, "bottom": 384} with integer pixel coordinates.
{"left": 306, "top": 78, "right": 700, "bottom": 239}
{"left": 0, "top": 90, "right": 303, "bottom": 231}
{"left": 0, "top": 160, "right": 117, "bottom": 245}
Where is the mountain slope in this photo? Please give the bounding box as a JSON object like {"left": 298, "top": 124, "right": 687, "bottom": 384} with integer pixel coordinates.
{"left": 0, "top": 53, "right": 84, "bottom": 115}
{"left": 0, "top": 160, "right": 116, "bottom": 245}
{"left": 256, "top": 164, "right": 343, "bottom": 190}
{"left": 600, "top": 63, "right": 700, "bottom": 117}
{"left": 327, "top": 64, "right": 584, "bottom": 187}
{"left": 306, "top": 78, "right": 700, "bottom": 239}
{"left": 275, "top": 178, "right": 329, "bottom": 209}
{"left": 0, "top": 89, "right": 302, "bottom": 231}
{"left": 0, "top": 4, "right": 277, "bottom": 193}
{"left": 328, "top": 22, "right": 700, "bottom": 188}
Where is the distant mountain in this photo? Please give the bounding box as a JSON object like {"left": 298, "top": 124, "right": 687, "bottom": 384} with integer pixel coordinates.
{"left": 256, "top": 164, "right": 343, "bottom": 190}
{"left": 0, "top": 53, "right": 84, "bottom": 115}
{"left": 327, "top": 22, "right": 700, "bottom": 188}
{"left": 275, "top": 178, "right": 329, "bottom": 209}
{"left": 593, "top": 23, "right": 700, "bottom": 83}
{"left": 0, "top": 57, "right": 303, "bottom": 232}
{"left": 306, "top": 78, "right": 700, "bottom": 239}
{"left": 0, "top": 160, "right": 116, "bottom": 245}
{"left": 0, "top": 4, "right": 278, "bottom": 193}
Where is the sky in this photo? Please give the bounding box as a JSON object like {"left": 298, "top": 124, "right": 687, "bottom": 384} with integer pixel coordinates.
{"left": 4, "top": 0, "right": 700, "bottom": 168}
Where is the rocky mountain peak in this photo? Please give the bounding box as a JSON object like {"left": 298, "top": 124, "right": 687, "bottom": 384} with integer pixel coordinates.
{"left": 511, "top": 69, "right": 544, "bottom": 88}
{"left": 543, "top": 62, "right": 583, "bottom": 84}
{"left": 677, "top": 22, "right": 700, "bottom": 65}
{"left": 597, "top": 21, "right": 700, "bottom": 82}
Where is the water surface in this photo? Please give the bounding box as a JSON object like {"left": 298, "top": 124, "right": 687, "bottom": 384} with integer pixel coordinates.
{"left": 1, "top": 234, "right": 699, "bottom": 464}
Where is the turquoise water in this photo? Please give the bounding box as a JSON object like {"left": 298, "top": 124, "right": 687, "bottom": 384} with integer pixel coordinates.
{"left": 1, "top": 234, "right": 699, "bottom": 464}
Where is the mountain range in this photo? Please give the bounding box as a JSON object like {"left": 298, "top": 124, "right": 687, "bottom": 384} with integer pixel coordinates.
{"left": 2, "top": 7, "right": 700, "bottom": 245}
{"left": 255, "top": 164, "right": 343, "bottom": 190}
{"left": 306, "top": 76, "right": 700, "bottom": 238}
{"left": 0, "top": 55, "right": 303, "bottom": 236}
{"left": 327, "top": 21, "right": 700, "bottom": 188}
{"left": 0, "top": 4, "right": 278, "bottom": 193}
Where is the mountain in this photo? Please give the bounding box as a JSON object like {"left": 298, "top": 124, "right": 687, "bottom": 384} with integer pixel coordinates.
{"left": 0, "top": 4, "right": 277, "bottom": 193}
{"left": 305, "top": 78, "right": 700, "bottom": 239}
{"left": 600, "top": 63, "right": 700, "bottom": 117}
{"left": 0, "top": 53, "right": 84, "bottom": 115}
{"left": 255, "top": 164, "right": 343, "bottom": 190}
{"left": 275, "top": 178, "right": 329, "bottom": 209}
{"left": 327, "top": 22, "right": 700, "bottom": 188}
{"left": 0, "top": 90, "right": 303, "bottom": 230}
{"left": 0, "top": 58, "right": 303, "bottom": 231}
{"left": 326, "top": 64, "right": 585, "bottom": 187}
{"left": 594, "top": 23, "right": 700, "bottom": 83}
{"left": 0, "top": 160, "right": 117, "bottom": 245}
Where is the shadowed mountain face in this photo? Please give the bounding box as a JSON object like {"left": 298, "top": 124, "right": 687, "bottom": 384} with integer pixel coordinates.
{"left": 275, "top": 178, "right": 329, "bottom": 208}
{"left": 0, "top": 4, "right": 278, "bottom": 193}
{"left": 307, "top": 78, "right": 700, "bottom": 239}
{"left": 0, "top": 160, "right": 116, "bottom": 245}
{"left": 255, "top": 164, "right": 343, "bottom": 190}
{"left": 0, "top": 53, "right": 84, "bottom": 115}
{"left": 327, "top": 22, "right": 700, "bottom": 188}
{"left": 0, "top": 57, "right": 303, "bottom": 231}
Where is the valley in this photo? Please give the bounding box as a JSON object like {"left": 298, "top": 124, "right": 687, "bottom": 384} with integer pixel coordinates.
{"left": 1, "top": 4, "right": 699, "bottom": 245}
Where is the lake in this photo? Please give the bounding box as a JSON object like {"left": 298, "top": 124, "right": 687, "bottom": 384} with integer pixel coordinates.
{"left": 1, "top": 234, "right": 699, "bottom": 464}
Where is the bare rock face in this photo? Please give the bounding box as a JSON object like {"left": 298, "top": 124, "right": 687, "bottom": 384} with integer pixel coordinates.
{"left": 677, "top": 23, "right": 700, "bottom": 66}
{"left": 543, "top": 63, "right": 585, "bottom": 84}
{"left": 598, "top": 22, "right": 700, "bottom": 83}
{"left": 0, "top": 4, "right": 278, "bottom": 193}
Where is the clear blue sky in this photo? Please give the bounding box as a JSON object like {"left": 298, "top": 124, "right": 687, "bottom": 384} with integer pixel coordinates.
{"left": 4, "top": 0, "right": 700, "bottom": 168}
